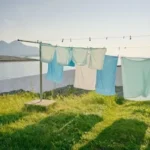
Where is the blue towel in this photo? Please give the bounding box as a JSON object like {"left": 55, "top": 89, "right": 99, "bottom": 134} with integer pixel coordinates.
{"left": 96, "top": 55, "right": 118, "bottom": 95}
{"left": 46, "top": 52, "right": 63, "bottom": 83}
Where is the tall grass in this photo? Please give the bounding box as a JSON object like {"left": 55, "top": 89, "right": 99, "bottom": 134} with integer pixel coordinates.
{"left": 0, "top": 86, "right": 150, "bottom": 150}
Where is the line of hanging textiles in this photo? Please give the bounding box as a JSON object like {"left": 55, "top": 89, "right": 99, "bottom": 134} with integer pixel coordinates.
{"left": 41, "top": 43, "right": 150, "bottom": 99}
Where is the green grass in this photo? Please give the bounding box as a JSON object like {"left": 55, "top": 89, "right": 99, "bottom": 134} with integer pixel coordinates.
{"left": 0, "top": 86, "right": 150, "bottom": 150}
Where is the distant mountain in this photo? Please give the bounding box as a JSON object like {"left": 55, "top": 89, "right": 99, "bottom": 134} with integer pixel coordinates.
{"left": 0, "top": 40, "right": 39, "bottom": 57}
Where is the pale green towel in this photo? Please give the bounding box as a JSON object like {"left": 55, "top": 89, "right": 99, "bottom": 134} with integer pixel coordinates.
{"left": 72, "top": 47, "right": 88, "bottom": 65}
{"left": 41, "top": 43, "right": 55, "bottom": 63}
{"left": 89, "top": 48, "right": 106, "bottom": 70}
{"left": 56, "top": 46, "right": 72, "bottom": 65}
{"left": 122, "top": 57, "right": 150, "bottom": 98}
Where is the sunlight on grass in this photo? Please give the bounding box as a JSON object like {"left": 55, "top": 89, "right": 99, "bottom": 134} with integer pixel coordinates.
{"left": 0, "top": 87, "right": 150, "bottom": 150}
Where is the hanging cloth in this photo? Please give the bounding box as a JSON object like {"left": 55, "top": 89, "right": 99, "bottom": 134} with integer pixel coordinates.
{"left": 72, "top": 47, "right": 106, "bottom": 68}
{"left": 68, "top": 60, "right": 75, "bottom": 67}
{"left": 72, "top": 47, "right": 88, "bottom": 65}
{"left": 41, "top": 43, "right": 55, "bottom": 63}
{"left": 96, "top": 55, "right": 118, "bottom": 95}
{"left": 56, "top": 46, "right": 73, "bottom": 66}
{"left": 121, "top": 57, "right": 150, "bottom": 98}
{"left": 74, "top": 54, "right": 96, "bottom": 90}
{"left": 89, "top": 48, "right": 107, "bottom": 70}
{"left": 46, "top": 52, "right": 63, "bottom": 83}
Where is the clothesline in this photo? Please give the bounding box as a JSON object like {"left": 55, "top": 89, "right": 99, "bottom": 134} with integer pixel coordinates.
{"left": 17, "top": 38, "right": 150, "bottom": 102}
{"left": 42, "top": 44, "right": 150, "bottom": 100}
{"left": 41, "top": 44, "right": 150, "bottom": 100}
{"left": 109, "top": 46, "right": 150, "bottom": 49}
{"left": 18, "top": 38, "right": 150, "bottom": 49}
{"left": 40, "top": 34, "right": 150, "bottom": 42}
{"left": 41, "top": 44, "right": 150, "bottom": 49}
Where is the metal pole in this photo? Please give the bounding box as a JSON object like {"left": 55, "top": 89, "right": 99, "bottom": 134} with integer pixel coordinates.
{"left": 39, "top": 42, "right": 43, "bottom": 101}
{"left": 18, "top": 39, "right": 51, "bottom": 45}
{"left": 18, "top": 39, "right": 43, "bottom": 101}
{"left": 18, "top": 39, "right": 39, "bottom": 44}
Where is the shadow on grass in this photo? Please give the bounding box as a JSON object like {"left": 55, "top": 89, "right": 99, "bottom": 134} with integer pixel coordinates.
{"left": 0, "top": 113, "right": 102, "bottom": 150}
{"left": 0, "top": 112, "right": 28, "bottom": 126}
{"left": 145, "top": 142, "right": 150, "bottom": 150}
{"left": 43, "top": 85, "right": 89, "bottom": 99}
{"left": 23, "top": 104, "right": 50, "bottom": 112}
{"left": 80, "top": 118, "right": 147, "bottom": 150}
{"left": 0, "top": 89, "right": 25, "bottom": 95}
{"left": 0, "top": 90, "right": 38, "bottom": 98}
{"left": 115, "top": 96, "right": 125, "bottom": 105}
{"left": 114, "top": 86, "right": 126, "bottom": 105}
{"left": 115, "top": 86, "right": 123, "bottom": 97}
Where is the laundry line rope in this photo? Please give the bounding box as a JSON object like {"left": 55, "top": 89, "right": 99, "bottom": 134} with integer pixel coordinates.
{"left": 18, "top": 39, "right": 150, "bottom": 49}
{"left": 40, "top": 34, "right": 150, "bottom": 42}
{"left": 17, "top": 38, "right": 150, "bottom": 102}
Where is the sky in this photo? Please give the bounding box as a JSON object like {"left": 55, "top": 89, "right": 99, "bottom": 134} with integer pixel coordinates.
{"left": 0, "top": 0, "right": 150, "bottom": 56}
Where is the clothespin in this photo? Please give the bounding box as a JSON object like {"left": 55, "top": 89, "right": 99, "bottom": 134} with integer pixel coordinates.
{"left": 62, "top": 39, "right": 64, "bottom": 42}
{"left": 89, "top": 37, "right": 91, "bottom": 41}
{"left": 129, "top": 35, "right": 132, "bottom": 40}
{"left": 118, "top": 47, "right": 120, "bottom": 57}
{"left": 106, "top": 37, "right": 108, "bottom": 40}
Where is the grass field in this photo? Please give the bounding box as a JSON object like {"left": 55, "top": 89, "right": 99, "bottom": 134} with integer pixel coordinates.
{"left": 0, "top": 86, "right": 150, "bottom": 150}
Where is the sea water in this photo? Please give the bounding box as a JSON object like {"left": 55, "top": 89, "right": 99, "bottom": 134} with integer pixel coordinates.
{"left": 0, "top": 61, "right": 74, "bottom": 80}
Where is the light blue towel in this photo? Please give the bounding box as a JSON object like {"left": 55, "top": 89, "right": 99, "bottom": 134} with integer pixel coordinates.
{"left": 46, "top": 52, "right": 63, "bottom": 83}
{"left": 96, "top": 55, "right": 118, "bottom": 95}
{"left": 122, "top": 57, "right": 150, "bottom": 98}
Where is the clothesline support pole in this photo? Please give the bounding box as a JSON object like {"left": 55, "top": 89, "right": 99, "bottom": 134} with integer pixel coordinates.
{"left": 39, "top": 42, "right": 43, "bottom": 101}
{"left": 17, "top": 39, "right": 56, "bottom": 108}
{"left": 18, "top": 39, "right": 42, "bottom": 100}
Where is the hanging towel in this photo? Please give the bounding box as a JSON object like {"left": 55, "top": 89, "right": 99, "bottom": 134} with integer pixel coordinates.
{"left": 46, "top": 52, "right": 63, "bottom": 83}
{"left": 88, "top": 48, "right": 107, "bottom": 70}
{"left": 41, "top": 43, "right": 55, "bottom": 63}
{"left": 121, "top": 57, "right": 150, "bottom": 98}
{"left": 56, "top": 46, "right": 72, "bottom": 65}
{"left": 68, "top": 60, "right": 75, "bottom": 67}
{"left": 74, "top": 55, "right": 96, "bottom": 90}
{"left": 72, "top": 47, "right": 88, "bottom": 65}
{"left": 96, "top": 55, "right": 118, "bottom": 95}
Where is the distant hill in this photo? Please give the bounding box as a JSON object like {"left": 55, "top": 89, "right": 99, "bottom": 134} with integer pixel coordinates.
{"left": 0, "top": 55, "right": 39, "bottom": 62}
{"left": 0, "top": 40, "right": 39, "bottom": 57}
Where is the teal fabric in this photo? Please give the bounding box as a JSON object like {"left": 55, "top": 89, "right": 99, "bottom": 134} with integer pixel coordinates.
{"left": 46, "top": 52, "right": 63, "bottom": 83}
{"left": 122, "top": 57, "right": 150, "bottom": 98}
{"left": 68, "top": 60, "right": 75, "bottom": 67}
{"left": 96, "top": 55, "right": 118, "bottom": 95}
